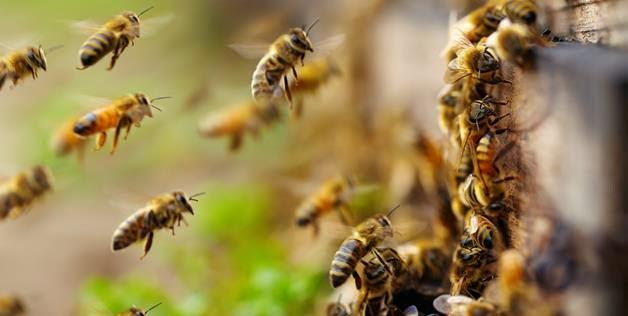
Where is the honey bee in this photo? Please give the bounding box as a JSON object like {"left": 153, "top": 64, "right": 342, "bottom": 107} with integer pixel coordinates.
{"left": 354, "top": 248, "right": 404, "bottom": 316}
{"left": 289, "top": 57, "right": 341, "bottom": 118}
{"left": 0, "top": 45, "right": 60, "bottom": 92}
{"left": 459, "top": 131, "right": 515, "bottom": 209}
{"left": 116, "top": 303, "right": 161, "bottom": 316}
{"left": 449, "top": 245, "right": 489, "bottom": 297}
{"left": 247, "top": 20, "right": 320, "bottom": 106}
{"left": 487, "top": 19, "right": 543, "bottom": 67}
{"left": 451, "top": 213, "right": 504, "bottom": 297}
{"left": 437, "top": 83, "right": 463, "bottom": 136}
{"left": 73, "top": 93, "right": 168, "bottom": 155}
{"left": 294, "top": 176, "right": 355, "bottom": 236}
{"left": 0, "top": 295, "right": 25, "bottom": 316}
{"left": 0, "top": 166, "right": 53, "bottom": 221}
{"left": 329, "top": 206, "right": 398, "bottom": 288}
{"left": 111, "top": 191, "right": 202, "bottom": 259}
{"left": 395, "top": 239, "right": 451, "bottom": 296}
{"left": 444, "top": 37, "right": 508, "bottom": 92}
{"left": 50, "top": 115, "right": 89, "bottom": 162}
{"left": 198, "top": 99, "right": 280, "bottom": 152}
{"left": 76, "top": 6, "right": 154, "bottom": 70}
{"left": 433, "top": 294, "right": 498, "bottom": 316}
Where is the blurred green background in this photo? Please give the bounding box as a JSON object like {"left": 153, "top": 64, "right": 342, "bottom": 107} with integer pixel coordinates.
{"left": 0, "top": 0, "right": 450, "bottom": 315}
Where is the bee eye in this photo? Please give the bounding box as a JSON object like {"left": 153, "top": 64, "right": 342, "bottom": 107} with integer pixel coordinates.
{"left": 481, "top": 231, "right": 493, "bottom": 249}
{"left": 290, "top": 34, "right": 302, "bottom": 45}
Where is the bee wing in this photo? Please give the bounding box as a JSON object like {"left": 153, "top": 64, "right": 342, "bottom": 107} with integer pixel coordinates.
{"left": 433, "top": 294, "right": 475, "bottom": 314}
{"left": 69, "top": 19, "right": 103, "bottom": 35}
{"left": 443, "top": 57, "right": 470, "bottom": 84}
{"left": 403, "top": 305, "right": 418, "bottom": 316}
{"left": 312, "top": 34, "right": 346, "bottom": 52}
{"left": 228, "top": 43, "right": 271, "bottom": 60}
{"left": 72, "top": 94, "right": 113, "bottom": 110}
{"left": 0, "top": 34, "right": 42, "bottom": 53}
{"left": 140, "top": 14, "right": 175, "bottom": 38}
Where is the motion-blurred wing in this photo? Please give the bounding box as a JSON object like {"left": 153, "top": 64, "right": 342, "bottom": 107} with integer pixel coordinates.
{"left": 140, "top": 14, "right": 175, "bottom": 37}
{"left": 228, "top": 43, "right": 270, "bottom": 60}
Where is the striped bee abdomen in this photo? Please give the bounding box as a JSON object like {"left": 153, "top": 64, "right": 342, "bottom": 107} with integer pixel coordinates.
{"left": 111, "top": 210, "right": 152, "bottom": 251}
{"left": 79, "top": 30, "right": 116, "bottom": 67}
{"left": 330, "top": 237, "right": 367, "bottom": 288}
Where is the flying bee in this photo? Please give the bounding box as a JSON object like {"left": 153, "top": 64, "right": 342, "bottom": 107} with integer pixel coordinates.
{"left": 353, "top": 248, "right": 404, "bottom": 316}
{"left": 247, "top": 20, "right": 318, "bottom": 106}
{"left": 0, "top": 166, "right": 53, "bottom": 221}
{"left": 0, "top": 295, "right": 25, "bottom": 316}
{"left": 230, "top": 19, "right": 344, "bottom": 107}
{"left": 111, "top": 191, "right": 202, "bottom": 259}
{"left": 294, "top": 176, "right": 355, "bottom": 236}
{"left": 395, "top": 239, "right": 451, "bottom": 295}
{"left": 289, "top": 57, "right": 341, "bottom": 118}
{"left": 198, "top": 99, "right": 280, "bottom": 152}
{"left": 329, "top": 206, "right": 398, "bottom": 288}
{"left": 50, "top": 115, "right": 89, "bottom": 162}
{"left": 76, "top": 6, "right": 154, "bottom": 70}
{"left": 0, "top": 44, "right": 62, "bottom": 92}
{"left": 116, "top": 302, "right": 161, "bottom": 316}
{"left": 72, "top": 93, "right": 168, "bottom": 155}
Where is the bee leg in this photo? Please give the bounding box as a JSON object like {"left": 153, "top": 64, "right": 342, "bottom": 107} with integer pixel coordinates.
{"left": 489, "top": 113, "right": 511, "bottom": 126}
{"left": 335, "top": 204, "right": 353, "bottom": 226}
{"left": 111, "top": 118, "right": 127, "bottom": 155}
{"left": 95, "top": 132, "right": 107, "bottom": 151}
{"left": 283, "top": 76, "right": 293, "bottom": 108}
{"left": 171, "top": 226, "right": 176, "bottom": 236}
{"left": 140, "top": 232, "right": 154, "bottom": 260}
{"left": 107, "top": 38, "right": 128, "bottom": 71}
{"left": 124, "top": 123, "right": 132, "bottom": 140}
{"left": 229, "top": 134, "right": 242, "bottom": 152}
{"left": 352, "top": 270, "right": 363, "bottom": 290}
{"left": 291, "top": 67, "right": 298, "bottom": 82}
{"left": 0, "top": 72, "right": 6, "bottom": 91}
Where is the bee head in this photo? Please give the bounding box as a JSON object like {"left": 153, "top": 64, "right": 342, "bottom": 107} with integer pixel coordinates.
{"left": 468, "top": 100, "right": 496, "bottom": 123}
{"left": 374, "top": 214, "right": 394, "bottom": 238}
{"left": 122, "top": 11, "right": 142, "bottom": 37}
{"left": 458, "top": 247, "right": 483, "bottom": 265}
{"left": 173, "top": 191, "right": 195, "bottom": 215}
{"left": 288, "top": 28, "right": 314, "bottom": 53}
{"left": 134, "top": 93, "right": 153, "bottom": 118}
{"left": 477, "top": 47, "right": 500, "bottom": 73}
{"left": 26, "top": 45, "right": 47, "bottom": 71}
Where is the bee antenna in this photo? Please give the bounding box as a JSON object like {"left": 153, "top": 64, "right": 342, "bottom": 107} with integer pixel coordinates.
{"left": 188, "top": 192, "right": 205, "bottom": 202}
{"left": 45, "top": 44, "right": 64, "bottom": 54}
{"left": 306, "top": 18, "right": 320, "bottom": 34}
{"left": 386, "top": 204, "right": 401, "bottom": 217}
{"left": 138, "top": 5, "right": 155, "bottom": 17}
{"left": 150, "top": 96, "right": 172, "bottom": 103}
{"left": 144, "top": 302, "right": 162, "bottom": 314}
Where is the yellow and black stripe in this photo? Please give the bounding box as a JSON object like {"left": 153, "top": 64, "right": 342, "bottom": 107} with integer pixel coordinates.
{"left": 111, "top": 210, "right": 152, "bottom": 251}
{"left": 329, "top": 236, "right": 367, "bottom": 288}
{"left": 78, "top": 30, "right": 116, "bottom": 68}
